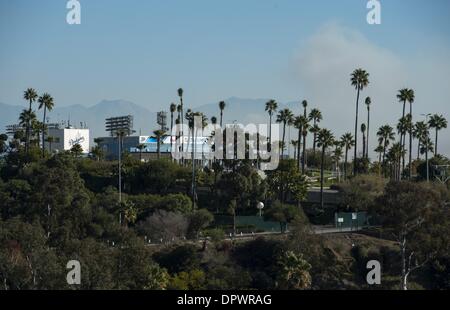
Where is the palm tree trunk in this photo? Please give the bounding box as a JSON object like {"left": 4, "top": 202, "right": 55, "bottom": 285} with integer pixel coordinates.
{"left": 302, "top": 132, "right": 307, "bottom": 174}
{"left": 170, "top": 113, "right": 174, "bottom": 153}
{"left": 367, "top": 108, "right": 370, "bottom": 159}
{"left": 417, "top": 141, "right": 420, "bottom": 160}
{"left": 435, "top": 129, "right": 438, "bottom": 156}
{"left": 353, "top": 88, "right": 360, "bottom": 175}
{"left": 313, "top": 120, "right": 317, "bottom": 155}
{"left": 401, "top": 100, "right": 406, "bottom": 176}
{"left": 297, "top": 128, "right": 302, "bottom": 170}
{"left": 281, "top": 123, "right": 286, "bottom": 158}
{"left": 220, "top": 110, "right": 223, "bottom": 127}
{"left": 362, "top": 133, "right": 366, "bottom": 161}
{"left": 344, "top": 147, "right": 348, "bottom": 179}
{"left": 409, "top": 103, "right": 413, "bottom": 179}
{"left": 26, "top": 99, "right": 32, "bottom": 153}
{"left": 42, "top": 106, "right": 47, "bottom": 158}
{"left": 382, "top": 140, "right": 387, "bottom": 177}
{"left": 320, "top": 146, "right": 325, "bottom": 209}
{"left": 268, "top": 113, "right": 272, "bottom": 151}
{"left": 180, "top": 98, "right": 184, "bottom": 163}
{"left": 157, "top": 138, "right": 161, "bottom": 159}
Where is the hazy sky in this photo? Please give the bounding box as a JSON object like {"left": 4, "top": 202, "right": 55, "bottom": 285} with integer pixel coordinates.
{"left": 1, "top": 0, "right": 450, "bottom": 154}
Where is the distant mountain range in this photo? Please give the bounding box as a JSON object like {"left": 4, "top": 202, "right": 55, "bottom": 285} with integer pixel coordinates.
{"left": 0, "top": 97, "right": 302, "bottom": 144}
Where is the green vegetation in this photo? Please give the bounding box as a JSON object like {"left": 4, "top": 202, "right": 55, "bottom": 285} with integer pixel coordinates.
{"left": 0, "top": 83, "right": 449, "bottom": 290}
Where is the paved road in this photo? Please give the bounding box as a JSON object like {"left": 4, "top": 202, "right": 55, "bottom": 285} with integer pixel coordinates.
{"left": 145, "top": 225, "right": 365, "bottom": 246}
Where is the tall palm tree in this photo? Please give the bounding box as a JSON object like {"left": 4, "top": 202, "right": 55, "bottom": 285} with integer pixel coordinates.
{"left": 340, "top": 133, "right": 355, "bottom": 179}
{"left": 38, "top": 93, "right": 54, "bottom": 157}
{"left": 387, "top": 142, "right": 404, "bottom": 181}
{"left": 374, "top": 144, "right": 384, "bottom": 165}
{"left": 420, "top": 136, "right": 434, "bottom": 182}
{"left": 19, "top": 110, "right": 37, "bottom": 142}
{"left": 176, "top": 104, "right": 182, "bottom": 157}
{"left": 170, "top": 102, "right": 177, "bottom": 152}
{"left": 397, "top": 115, "right": 412, "bottom": 176}
{"left": 428, "top": 114, "right": 448, "bottom": 156}
{"left": 365, "top": 97, "right": 371, "bottom": 158}
{"left": 265, "top": 100, "right": 278, "bottom": 149}
{"left": 291, "top": 140, "right": 298, "bottom": 160}
{"left": 376, "top": 125, "right": 395, "bottom": 172}
{"left": 178, "top": 88, "right": 184, "bottom": 155}
{"left": 413, "top": 121, "right": 428, "bottom": 160}
{"left": 300, "top": 116, "right": 310, "bottom": 173}
{"left": 317, "top": 129, "right": 334, "bottom": 209}
{"left": 308, "top": 108, "right": 322, "bottom": 155}
{"left": 219, "top": 101, "right": 226, "bottom": 127}
{"left": 153, "top": 130, "right": 166, "bottom": 159}
{"left": 361, "top": 123, "right": 367, "bottom": 159}
{"left": 397, "top": 88, "right": 415, "bottom": 178}
{"left": 293, "top": 116, "right": 302, "bottom": 168}
{"left": 297, "top": 100, "right": 308, "bottom": 165}
{"left": 23, "top": 88, "right": 38, "bottom": 152}
{"left": 350, "top": 69, "right": 370, "bottom": 175}
{"left": 276, "top": 108, "right": 294, "bottom": 158}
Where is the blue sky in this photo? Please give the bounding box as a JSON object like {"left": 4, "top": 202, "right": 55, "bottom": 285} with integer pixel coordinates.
{"left": 1, "top": 0, "right": 449, "bottom": 109}
{"left": 1, "top": 0, "right": 450, "bottom": 156}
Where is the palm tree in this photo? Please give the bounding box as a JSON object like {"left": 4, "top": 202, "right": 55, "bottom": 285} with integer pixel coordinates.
{"left": 70, "top": 143, "right": 83, "bottom": 158}
{"left": 38, "top": 93, "right": 54, "bottom": 157}
{"left": 428, "top": 114, "right": 448, "bottom": 156}
{"left": 377, "top": 125, "right": 395, "bottom": 173}
{"left": 397, "top": 88, "right": 415, "bottom": 178}
{"left": 276, "top": 108, "right": 294, "bottom": 158}
{"left": 297, "top": 100, "right": 308, "bottom": 167}
{"left": 291, "top": 140, "right": 298, "bottom": 160}
{"left": 293, "top": 116, "right": 302, "bottom": 168}
{"left": 23, "top": 88, "right": 38, "bottom": 152}
{"left": 397, "top": 115, "right": 412, "bottom": 176}
{"left": 265, "top": 100, "right": 278, "bottom": 149}
{"left": 170, "top": 102, "right": 177, "bottom": 152}
{"left": 365, "top": 97, "right": 371, "bottom": 158}
{"left": 153, "top": 130, "right": 166, "bottom": 159}
{"left": 300, "top": 116, "right": 310, "bottom": 173}
{"left": 387, "top": 142, "right": 404, "bottom": 181}
{"left": 340, "top": 133, "right": 355, "bottom": 179}
{"left": 211, "top": 116, "right": 217, "bottom": 125}
{"left": 19, "top": 109, "right": 37, "bottom": 147}
{"left": 420, "top": 136, "right": 434, "bottom": 182}
{"left": 219, "top": 101, "right": 226, "bottom": 127}
{"left": 361, "top": 123, "right": 367, "bottom": 159}
{"left": 350, "top": 69, "right": 370, "bottom": 175}
{"left": 178, "top": 88, "right": 184, "bottom": 155}
{"left": 308, "top": 108, "right": 322, "bottom": 155}
{"left": 136, "top": 143, "right": 145, "bottom": 161}
{"left": 413, "top": 121, "right": 428, "bottom": 160}
{"left": 317, "top": 128, "right": 334, "bottom": 209}
{"left": 374, "top": 144, "right": 384, "bottom": 167}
